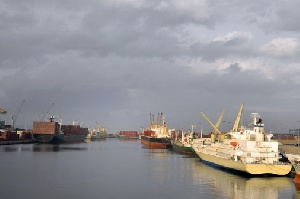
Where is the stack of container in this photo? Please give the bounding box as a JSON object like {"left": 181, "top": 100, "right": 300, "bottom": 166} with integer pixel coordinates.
{"left": 142, "top": 130, "right": 155, "bottom": 137}
{"left": 33, "top": 121, "right": 60, "bottom": 135}
{"left": 119, "top": 131, "right": 138, "bottom": 138}
{"left": 79, "top": 128, "right": 88, "bottom": 135}
{"left": 61, "top": 125, "right": 88, "bottom": 136}
{"left": 61, "top": 125, "right": 74, "bottom": 135}
{"left": 17, "top": 131, "right": 33, "bottom": 140}
{"left": 0, "top": 131, "right": 19, "bottom": 141}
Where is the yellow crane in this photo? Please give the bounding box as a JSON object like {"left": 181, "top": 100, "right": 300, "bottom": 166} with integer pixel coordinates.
{"left": 201, "top": 112, "right": 222, "bottom": 135}
{"left": 212, "top": 108, "right": 227, "bottom": 134}
{"left": 232, "top": 102, "right": 244, "bottom": 132}
{"left": 0, "top": 109, "right": 7, "bottom": 114}
{"left": 96, "top": 122, "right": 106, "bottom": 133}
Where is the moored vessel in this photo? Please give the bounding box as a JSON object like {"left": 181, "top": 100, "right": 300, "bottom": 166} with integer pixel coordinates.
{"left": 294, "top": 164, "right": 300, "bottom": 184}
{"left": 118, "top": 131, "right": 139, "bottom": 139}
{"left": 192, "top": 103, "right": 292, "bottom": 176}
{"left": 86, "top": 122, "right": 107, "bottom": 140}
{"left": 279, "top": 145, "right": 300, "bottom": 183}
{"left": 140, "top": 113, "right": 171, "bottom": 149}
{"left": 171, "top": 128, "right": 196, "bottom": 155}
{"left": 33, "top": 116, "right": 60, "bottom": 143}
{"left": 33, "top": 117, "right": 88, "bottom": 143}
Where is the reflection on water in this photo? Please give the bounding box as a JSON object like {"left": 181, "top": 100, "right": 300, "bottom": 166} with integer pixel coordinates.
{"left": 294, "top": 183, "right": 300, "bottom": 199}
{"left": 191, "top": 159, "right": 296, "bottom": 199}
{"left": 0, "top": 139, "right": 298, "bottom": 199}
{"left": 141, "top": 147, "right": 296, "bottom": 199}
{"left": 33, "top": 144, "right": 88, "bottom": 152}
{"left": 118, "top": 138, "right": 139, "bottom": 142}
{"left": 0, "top": 143, "right": 89, "bottom": 152}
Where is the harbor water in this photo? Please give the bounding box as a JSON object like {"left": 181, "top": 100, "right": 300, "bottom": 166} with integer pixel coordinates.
{"left": 0, "top": 139, "right": 299, "bottom": 199}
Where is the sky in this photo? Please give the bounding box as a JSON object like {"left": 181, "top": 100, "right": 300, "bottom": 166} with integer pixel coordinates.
{"left": 1, "top": 0, "right": 300, "bottom": 134}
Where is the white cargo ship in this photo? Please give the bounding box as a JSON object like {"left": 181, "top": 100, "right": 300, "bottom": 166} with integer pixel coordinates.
{"left": 192, "top": 103, "right": 291, "bottom": 176}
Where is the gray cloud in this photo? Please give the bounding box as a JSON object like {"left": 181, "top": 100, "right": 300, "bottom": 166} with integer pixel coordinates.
{"left": 1, "top": 0, "right": 300, "bottom": 134}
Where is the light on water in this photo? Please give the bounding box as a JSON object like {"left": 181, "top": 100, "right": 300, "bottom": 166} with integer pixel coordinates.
{"left": 0, "top": 139, "right": 298, "bottom": 199}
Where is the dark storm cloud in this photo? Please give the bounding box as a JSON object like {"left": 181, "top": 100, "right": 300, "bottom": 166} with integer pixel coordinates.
{"left": 190, "top": 31, "right": 255, "bottom": 61}
{"left": 247, "top": 1, "right": 300, "bottom": 32}
{"left": 225, "top": 63, "right": 241, "bottom": 73}
{"left": 1, "top": 0, "right": 300, "bottom": 133}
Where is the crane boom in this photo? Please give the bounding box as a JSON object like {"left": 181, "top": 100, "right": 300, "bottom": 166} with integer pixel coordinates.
{"left": 0, "top": 109, "right": 7, "bottom": 114}
{"left": 232, "top": 102, "right": 244, "bottom": 132}
{"left": 213, "top": 108, "right": 227, "bottom": 133}
{"left": 201, "top": 112, "right": 222, "bottom": 134}
{"left": 12, "top": 100, "right": 26, "bottom": 129}
{"left": 41, "top": 103, "right": 55, "bottom": 121}
{"left": 96, "top": 122, "right": 105, "bottom": 132}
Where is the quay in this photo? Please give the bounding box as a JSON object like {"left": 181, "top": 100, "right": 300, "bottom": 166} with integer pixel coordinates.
{"left": 0, "top": 139, "right": 37, "bottom": 145}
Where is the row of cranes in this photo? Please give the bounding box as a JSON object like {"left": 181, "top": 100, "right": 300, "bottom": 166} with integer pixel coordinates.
{"left": 1, "top": 101, "right": 108, "bottom": 135}
{"left": 40, "top": 103, "right": 107, "bottom": 134}
{"left": 201, "top": 102, "right": 247, "bottom": 135}
{"left": 201, "top": 108, "right": 227, "bottom": 135}
{"left": 1, "top": 100, "right": 26, "bottom": 130}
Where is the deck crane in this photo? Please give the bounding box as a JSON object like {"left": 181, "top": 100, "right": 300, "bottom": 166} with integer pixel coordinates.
{"left": 0, "top": 108, "right": 7, "bottom": 114}
{"left": 41, "top": 103, "right": 55, "bottom": 121}
{"left": 96, "top": 122, "right": 106, "bottom": 133}
{"left": 212, "top": 108, "right": 227, "bottom": 134}
{"left": 12, "top": 100, "right": 26, "bottom": 129}
{"left": 232, "top": 102, "right": 244, "bottom": 132}
{"left": 201, "top": 112, "right": 222, "bottom": 135}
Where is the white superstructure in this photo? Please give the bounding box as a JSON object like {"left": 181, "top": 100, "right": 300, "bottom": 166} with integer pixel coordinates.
{"left": 193, "top": 109, "right": 291, "bottom": 175}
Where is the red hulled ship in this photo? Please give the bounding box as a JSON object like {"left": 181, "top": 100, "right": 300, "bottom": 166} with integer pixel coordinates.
{"left": 140, "top": 113, "right": 171, "bottom": 149}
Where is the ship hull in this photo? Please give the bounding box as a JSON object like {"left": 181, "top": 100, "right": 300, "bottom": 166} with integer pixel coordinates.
{"left": 140, "top": 136, "right": 171, "bottom": 149}
{"left": 196, "top": 151, "right": 291, "bottom": 175}
{"left": 34, "top": 134, "right": 86, "bottom": 143}
{"left": 52, "top": 134, "right": 86, "bottom": 143}
{"left": 119, "top": 135, "right": 139, "bottom": 139}
{"left": 90, "top": 135, "right": 106, "bottom": 140}
{"left": 33, "top": 134, "right": 56, "bottom": 143}
{"left": 278, "top": 145, "right": 300, "bottom": 183}
{"left": 293, "top": 165, "right": 300, "bottom": 184}
{"left": 171, "top": 142, "right": 195, "bottom": 155}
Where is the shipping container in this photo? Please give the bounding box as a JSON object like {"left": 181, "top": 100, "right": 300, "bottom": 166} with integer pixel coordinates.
{"left": 33, "top": 121, "right": 60, "bottom": 135}
{"left": 143, "top": 130, "right": 155, "bottom": 136}
{"left": 119, "top": 131, "right": 138, "bottom": 138}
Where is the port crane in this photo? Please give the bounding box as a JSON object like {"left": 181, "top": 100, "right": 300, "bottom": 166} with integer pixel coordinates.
{"left": 41, "top": 103, "right": 55, "bottom": 121}
{"left": 232, "top": 102, "right": 244, "bottom": 132}
{"left": 0, "top": 108, "right": 7, "bottom": 114}
{"left": 40, "top": 103, "right": 62, "bottom": 124}
{"left": 96, "top": 122, "right": 106, "bottom": 133}
{"left": 200, "top": 108, "right": 227, "bottom": 134}
{"left": 12, "top": 100, "right": 26, "bottom": 129}
{"left": 212, "top": 108, "right": 227, "bottom": 134}
{"left": 201, "top": 112, "right": 222, "bottom": 135}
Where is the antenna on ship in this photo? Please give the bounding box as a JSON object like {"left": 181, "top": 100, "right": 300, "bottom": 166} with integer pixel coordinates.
{"left": 149, "top": 113, "right": 152, "bottom": 129}
{"left": 152, "top": 113, "right": 155, "bottom": 128}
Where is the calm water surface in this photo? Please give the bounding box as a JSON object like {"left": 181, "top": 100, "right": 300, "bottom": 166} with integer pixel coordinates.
{"left": 0, "top": 139, "right": 299, "bottom": 199}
